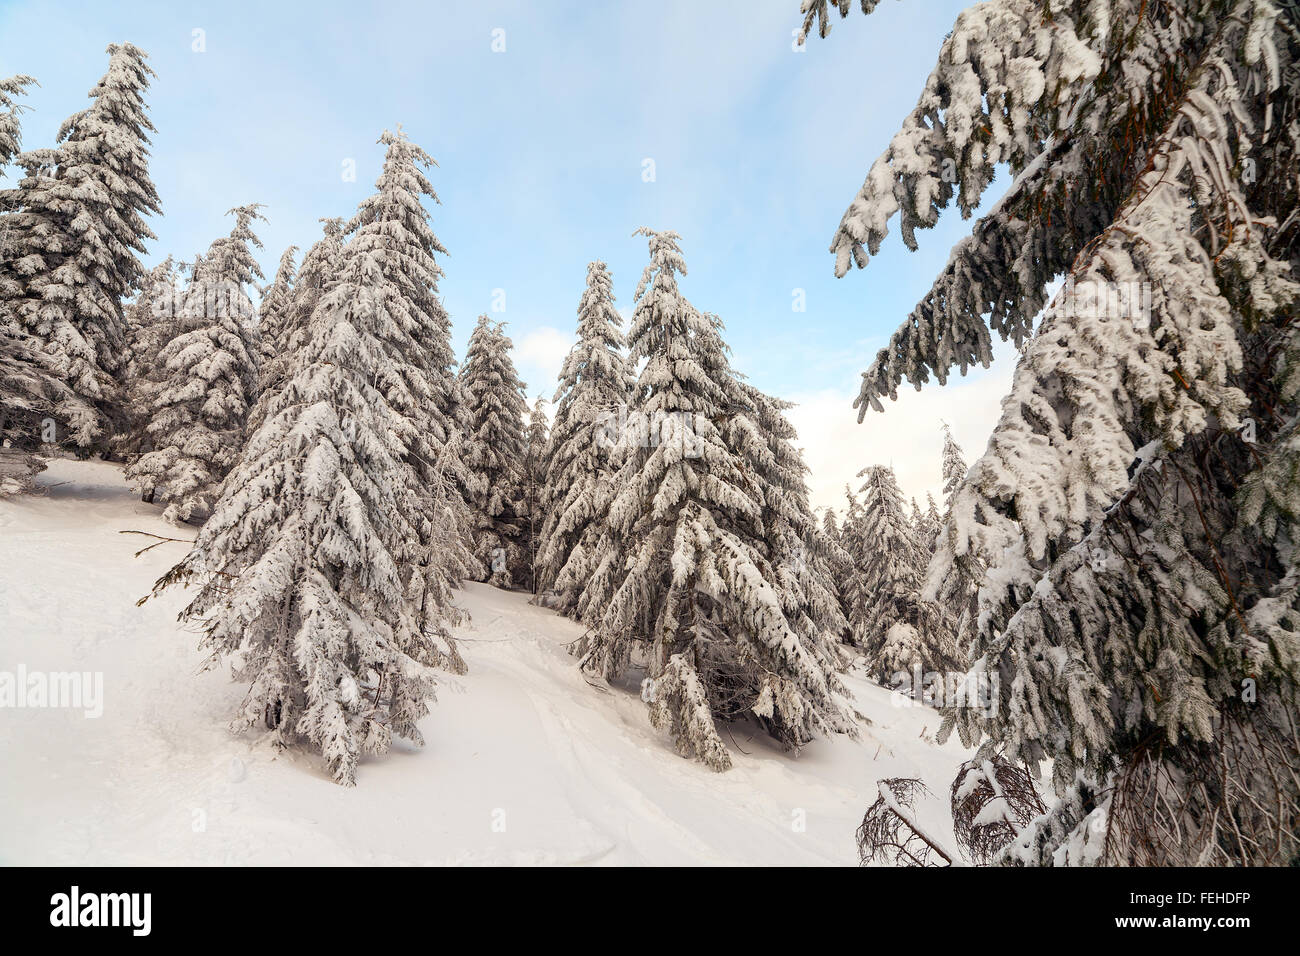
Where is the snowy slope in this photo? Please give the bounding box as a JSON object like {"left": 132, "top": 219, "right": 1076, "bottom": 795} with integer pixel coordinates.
{"left": 0, "top": 458, "right": 975, "bottom": 865}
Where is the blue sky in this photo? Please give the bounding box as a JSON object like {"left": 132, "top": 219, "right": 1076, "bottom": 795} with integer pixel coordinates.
{"left": 0, "top": 0, "right": 1016, "bottom": 509}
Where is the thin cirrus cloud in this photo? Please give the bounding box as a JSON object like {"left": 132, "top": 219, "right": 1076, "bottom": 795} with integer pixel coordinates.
{"left": 512, "top": 325, "right": 572, "bottom": 399}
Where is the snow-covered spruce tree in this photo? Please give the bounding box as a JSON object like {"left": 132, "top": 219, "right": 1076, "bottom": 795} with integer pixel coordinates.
{"left": 201, "top": 202, "right": 268, "bottom": 359}
{"left": 801, "top": 0, "right": 1300, "bottom": 864}
{"left": 0, "top": 74, "right": 31, "bottom": 267}
{"left": 113, "top": 256, "right": 178, "bottom": 476}
{"left": 345, "top": 129, "right": 461, "bottom": 451}
{"left": 0, "top": 45, "right": 160, "bottom": 449}
{"left": 0, "top": 74, "right": 35, "bottom": 169}
{"left": 848, "top": 465, "right": 954, "bottom": 682}
{"left": 521, "top": 396, "right": 550, "bottom": 594}
{"left": 815, "top": 507, "right": 855, "bottom": 643}
{"left": 537, "top": 260, "right": 635, "bottom": 611}
{"left": 152, "top": 245, "right": 468, "bottom": 787}
{"left": 922, "top": 493, "right": 942, "bottom": 550}
{"left": 125, "top": 207, "right": 264, "bottom": 522}
{"left": 257, "top": 245, "right": 297, "bottom": 359}
{"left": 353, "top": 127, "right": 480, "bottom": 600}
{"left": 734, "top": 379, "right": 853, "bottom": 670}
{"left": 345, "top": 128, "right": 477, "bottom": 619}
{"left": 460, "top": 314, "right": 530, "bottom": 588}
{"left": 253, "top": 219, "right": 343, "bottom": 416}
{"left": 1, "top": 74, "right": 35, "bottom": 277}
{"left": 0, "top": 72, "right": 76, "bottom": 469}
{"left": 939, "top": 425, "right": 968, "bottom": 510}
{"left": 924, "top": 424, "right": 983, "bottom": 661}
{"left": 0, "top": 320, "right": 73, "bottom": 495}
{"left": 909, "top": 495, "right": 941, "bottom": 555}
{"left": 575, "top": 228, "right": 855, "bottom": 769}
{"left": 821, "top": 505, "right": 839, "bottom": 540}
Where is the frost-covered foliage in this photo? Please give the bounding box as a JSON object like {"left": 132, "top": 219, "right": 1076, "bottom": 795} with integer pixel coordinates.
{"left": 0, "top": 74, "right": 74, "bottom": 455}
{"left": 804, "top": 0, "right": 1300, "bottom": 865}
{"left": 738, "top": 380, "right": 853, "bottom": 668}
{"left": 153, "top": 242, "right": 467, "bottom": 787}
{"left": 0, "top": 324, "right": 72, "bottom": 453}
{"left": 844, "top": 465, "right": 954, "bottom": 680}
{"left": 346, "top": 129, "right": 461, "bottom": 451}
{"left": 113, "top": 256, "right": 178, "bottom": 470}
{"left": 922, "top": 494, "right": 941, "bottom": 546}
{"left": 257, "top": 245, "right": 297, "bottom": 362}
{"left": 124, "top": 207, "right": 264, "bottom": 522}
{"left": 538, "top": 260, "right": 634, "bottom": 612}
{"left": 925, "top": 425, "right": 983, "bottom": 659}
{"left": 574, "top": 229, "right": 855, "bottom": 769}
{"left": 0, "top": 74, "right": 35, "bottom": 169}
{"left": 0, "top": 45, "right": 160, "bottom": 448}
{"left": 255, "top": 219, "right": 344, "bottom": 412}
{"left": 460, "top": 314, "right": 530, "bottom": 588}
{"left": 521, "top": 396, "right": 550, "bottom": 593}
{"left": 817, "top": 506, "right": 855, "bottom": 641}
{"left": 339, "top": 129, "right": 476, "bottom": 624}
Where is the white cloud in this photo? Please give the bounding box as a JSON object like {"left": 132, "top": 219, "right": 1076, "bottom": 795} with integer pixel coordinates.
{"left": 514, "top": 326, "right": 572, "bottom": 398}
{"left": 786, "top": 346, "right": 1017, "bottom": 514}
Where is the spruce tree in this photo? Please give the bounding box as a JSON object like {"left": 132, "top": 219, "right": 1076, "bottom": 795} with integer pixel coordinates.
{"left": 152, "top": 241, "right": 467, "bottom": 786}
{"left": 0, "top": 44, "right": 160, "bottom": 448}
{"left": 0, "top": 73, "right": 74, "bottom": 464}
{"left": 922, "top": 493, "right": 942, "bottom": 550}
{"left": 254, "top": 219, "right": 344, "bottom": 416}
{"left": 345, "top": 128, "right": 477, "bottom": 615}
{"left": 537, "top": 260, "right": 634, "bottom": 611}
{"left": 837, "top": 484, "right": 868, "bottom": 644}
{"left": 577, "top": 229, "right": 854, "bottom": 769}
{"left": 125, "top": 207, "right": 264, "bottom": 522}
{"left": 345, "top": 129, "right": 460, "bottom": 447}
{"left": 802, "top": 0, "right": 1300, "bottom": 864}
{"left": 821, "top": 506, "right": 839, "bottom": 541}
{"left": 460, "top": 314, "right": 529, "bottom": 587}
{"left": 114, "top": 256, "right": 178, "bottom": 475}
{"left": 849, "top": 464, "right": 953, "bottom": 682}
{"left": 0, "top": 73, "right": 35, "bottom": 173}
{"left": 257, "top": 245, "right": 297, "bottom": 361}
{"left": 925, "top": 424, "right": 983, "bottom": 661}
{"left": 521, "top": 397, "right": 550, "bottom": 594}
{"left": 816, "top": 506, "right": 855, "bottom": 642}
{"left": 738, "top": 380, "right": 852, "bottom": 670}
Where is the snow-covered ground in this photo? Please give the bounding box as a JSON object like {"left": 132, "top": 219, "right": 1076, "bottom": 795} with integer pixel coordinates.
{"left": 0, "top": 458, "right": 974, "bottom": 865}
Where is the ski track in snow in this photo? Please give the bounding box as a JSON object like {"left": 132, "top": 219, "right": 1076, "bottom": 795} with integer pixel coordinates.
{"left": 0, "top": 459, "right": 975, "bottom": 865}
